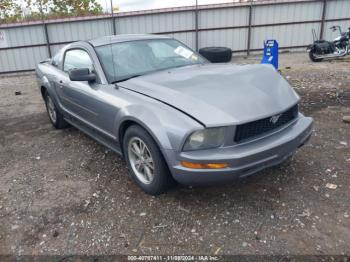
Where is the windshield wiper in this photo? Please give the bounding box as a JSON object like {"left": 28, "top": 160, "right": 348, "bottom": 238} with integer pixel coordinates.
{"left": 112, "top": 62, "right": 203, "bottom": 84}
{"left": 112, "top": 74, "right": 142, "bottom": 84}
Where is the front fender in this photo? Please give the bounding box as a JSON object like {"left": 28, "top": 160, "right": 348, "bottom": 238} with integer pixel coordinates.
{"left": 114, "top": 102, "right": 203, "bottom": 151}
{"left": 115, "top": 105, "right": 173, "bottom": 150}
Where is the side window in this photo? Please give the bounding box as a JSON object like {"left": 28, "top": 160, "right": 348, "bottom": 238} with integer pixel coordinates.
{"left": 51, "top": 49, "right": 62, "bottom": 67}
{"left": 63, "top": 49, "right": 93, "bottom": 72}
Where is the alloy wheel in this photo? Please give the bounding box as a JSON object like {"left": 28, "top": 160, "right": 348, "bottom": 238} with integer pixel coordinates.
{"left": 127, "top": 137, "right": 155, "bottom": 184}
{"left": 46, "top": 96, "right": 57, "bottom": 124}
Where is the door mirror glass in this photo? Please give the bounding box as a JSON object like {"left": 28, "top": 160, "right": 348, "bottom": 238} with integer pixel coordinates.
{"left": 68, "top": 68, "right": 96, "bottom": 82}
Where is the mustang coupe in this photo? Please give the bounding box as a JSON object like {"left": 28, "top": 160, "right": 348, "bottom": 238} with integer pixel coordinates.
{"left": 36, "top": 34, "right": 313, "bottom": 195}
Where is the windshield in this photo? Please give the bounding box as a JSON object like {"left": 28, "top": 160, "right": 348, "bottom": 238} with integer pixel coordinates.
{"left": 95, "top": 39, "right": 206, "bottom": 83}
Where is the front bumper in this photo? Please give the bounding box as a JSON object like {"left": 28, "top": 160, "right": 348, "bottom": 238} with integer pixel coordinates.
{"left": 167, "top": 115, "right": 313, "bottom": 186}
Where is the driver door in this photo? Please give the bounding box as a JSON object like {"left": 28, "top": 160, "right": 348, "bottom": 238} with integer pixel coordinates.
{"left": 56, "top": 48, "right": 102, "bottom": 130}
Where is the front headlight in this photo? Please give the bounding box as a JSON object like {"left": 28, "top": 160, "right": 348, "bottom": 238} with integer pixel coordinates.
{"left": 183, "top": 127, "right": 225, "bottom": 151}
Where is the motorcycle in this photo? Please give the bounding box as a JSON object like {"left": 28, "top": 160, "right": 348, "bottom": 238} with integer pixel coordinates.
{"left": 307, "top": 25, "right": 350, "bottom": 62}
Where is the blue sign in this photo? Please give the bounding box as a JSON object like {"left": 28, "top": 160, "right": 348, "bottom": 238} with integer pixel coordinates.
{"left": 261, "top": 40, "right": 279, "bottom": 70}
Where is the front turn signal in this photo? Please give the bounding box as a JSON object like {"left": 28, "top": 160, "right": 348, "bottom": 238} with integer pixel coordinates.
{"left": 180, "top": 161, "right": 229, "bottom": 169}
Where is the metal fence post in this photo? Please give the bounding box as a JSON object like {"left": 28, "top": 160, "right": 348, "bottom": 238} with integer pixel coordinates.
{"left": 246, "top": 1, "right": 253, "bottom": 56}
{"left": 43, "top": 22, "right": 52, "bottom": 57}
{"left": 112, "top": 16, "right": 116, "bottom": 35}
{"left": 319, "top": 0, "right": 327, "bottom": 40}
{"left": 111, "top": 0, "right": 116, "bottom": 35}
{"left": 195, "top": 0, "right": 199, "bottom": 51}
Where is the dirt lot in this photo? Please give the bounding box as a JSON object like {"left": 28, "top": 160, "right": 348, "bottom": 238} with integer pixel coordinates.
{"left": 0, "top": 53, "right": 349, "bottom": 256}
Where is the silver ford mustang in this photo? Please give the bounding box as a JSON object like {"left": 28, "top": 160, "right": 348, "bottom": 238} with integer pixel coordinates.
{"left": 36, "top": 34, "right": 313, "bottom": 195}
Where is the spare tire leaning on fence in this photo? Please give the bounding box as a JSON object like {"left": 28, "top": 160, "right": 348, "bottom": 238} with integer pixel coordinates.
{"left": 199, "top": 47, "right": 232, "bottom": 63}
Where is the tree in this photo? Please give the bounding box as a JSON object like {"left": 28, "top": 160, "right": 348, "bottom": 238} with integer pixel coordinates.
{"left": 24, "top": 0, "right": 103, "bottom": 18}
{"left": 0, "top": 0, "right": 104, "bottom": 23}
{"left": 51, "top": 0, "right": 103, "bottom": 16}
{"left": 0, "top": 0, "right": 22, "bottom": 23}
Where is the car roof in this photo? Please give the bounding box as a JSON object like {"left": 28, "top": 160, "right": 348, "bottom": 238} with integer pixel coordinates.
{"left": 88, "top": 34, "right": 172, "bottom": 47}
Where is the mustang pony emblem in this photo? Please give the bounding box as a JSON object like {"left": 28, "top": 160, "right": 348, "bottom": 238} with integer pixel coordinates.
{"left": 270, "top": 114, "right": 282, "bottom": 124}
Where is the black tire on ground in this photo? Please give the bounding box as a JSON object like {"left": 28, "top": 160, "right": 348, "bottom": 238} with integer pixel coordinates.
{"left": 199, "top": 47, "right": 232, "bottom": 63}
{"left": 123, "top": 125, "right": 176, "bottom": 195}
{"left": 309, "top": 49, "right": 323, "bottom": 62}
{"left": 44, "top": 92, "right": 69, "bottom": 129}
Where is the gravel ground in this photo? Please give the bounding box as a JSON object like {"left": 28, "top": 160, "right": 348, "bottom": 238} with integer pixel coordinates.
{"left": 0, "top": 53, "right": 349, "bottom": 256}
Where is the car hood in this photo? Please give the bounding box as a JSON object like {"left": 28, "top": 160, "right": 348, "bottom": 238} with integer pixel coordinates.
{"left": 120, "top": 63, "right": 300, "bottom": 127}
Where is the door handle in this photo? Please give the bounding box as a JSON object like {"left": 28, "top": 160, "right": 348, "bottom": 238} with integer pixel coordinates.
{"left": 58, "top": 80, "right": 64, "bottom": 88}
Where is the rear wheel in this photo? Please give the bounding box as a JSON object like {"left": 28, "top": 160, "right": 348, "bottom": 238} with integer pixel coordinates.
{"left": 45, "top": 93, "right": 69, "bottom": 129}
{"left": 123, "top": 125, "right": 175, "bottom": 195}
{"left": 309, "top": 49, "right": 323, "bottom": 62}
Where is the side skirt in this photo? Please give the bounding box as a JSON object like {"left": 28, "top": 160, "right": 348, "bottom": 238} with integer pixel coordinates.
{"left": 64, "top": 115, "right": 123, "bottom": 158}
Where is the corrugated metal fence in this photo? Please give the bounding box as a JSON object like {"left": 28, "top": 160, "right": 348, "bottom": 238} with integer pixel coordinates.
{"left": 0, "top": 0, "right": 349, "bottom": 74}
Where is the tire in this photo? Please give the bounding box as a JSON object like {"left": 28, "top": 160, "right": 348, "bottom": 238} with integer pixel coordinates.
{"left": 123, "top": 125, "right": 175, "bottom": 195}
{"left": 309, "top": 49, "right": 323, "bottom": 62}
{"left": 44, "top": 93, "right": 69, "bottom": 129}
{"left": 199, "top": 47, "right": 232, "bottom": 63}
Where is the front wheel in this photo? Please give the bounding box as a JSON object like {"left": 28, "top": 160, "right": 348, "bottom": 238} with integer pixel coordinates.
{"left": 123, "top": 125, "right": 175, "bottom": 195}
{"left": 309, "top": 49, "right": 323, "bottom": 62}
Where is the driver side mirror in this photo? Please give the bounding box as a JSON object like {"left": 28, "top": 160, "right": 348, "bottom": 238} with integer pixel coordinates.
{"left": 69, "top": 68, "right": 96, "bottom": 82}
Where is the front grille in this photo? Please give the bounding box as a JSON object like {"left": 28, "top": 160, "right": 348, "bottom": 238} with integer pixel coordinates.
{"left": 234, "top": 104, "right": 298, "bottom": 143}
